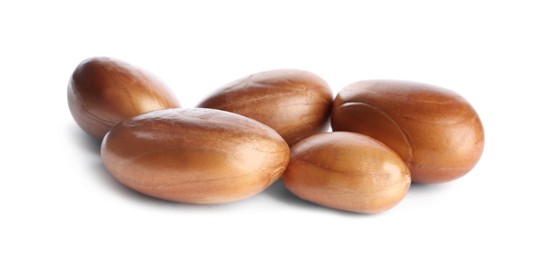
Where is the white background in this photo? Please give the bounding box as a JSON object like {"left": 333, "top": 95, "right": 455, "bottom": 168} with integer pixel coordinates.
{"left": 1, "top": 0, "right": 546, "bottom": 259}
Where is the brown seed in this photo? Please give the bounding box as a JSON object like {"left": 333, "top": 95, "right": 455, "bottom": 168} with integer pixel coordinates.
{"left": 67, "top": 57, "right": 180, "bottom": 141}
{"left": 331, "top": 80, "right": 485, "bottom": 184}
{"left": 198, "top": 69, "right": 332, "bottom": 146}
{"left": 101, "top": 108, "right": 290, "bottom": 204}
{"left": 282, "top": 132, "right": 411, "bottom": 214}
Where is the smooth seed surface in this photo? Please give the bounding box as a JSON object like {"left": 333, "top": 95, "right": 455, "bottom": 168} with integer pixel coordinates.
{"left": 101, "top": 108, "right": 290, "bottom": 204}
{"left": 67, "top": 57, "right": 180, "bottom": 141}
{"left": 198, "top": 69, "right": 332, "bottom": 146}
{"left": 331, "top": 80, "right": 484, "bottom": 183}
{"left": 282, "top": 132, "right": 411, "bottom": 214}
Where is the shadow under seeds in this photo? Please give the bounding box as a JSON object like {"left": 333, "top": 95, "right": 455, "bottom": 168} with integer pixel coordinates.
{"left": 70, "top": 126, "right": 101, "bottom": 156}
{"left": 408, "top": 181, "right": 452, "bottom": 194}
